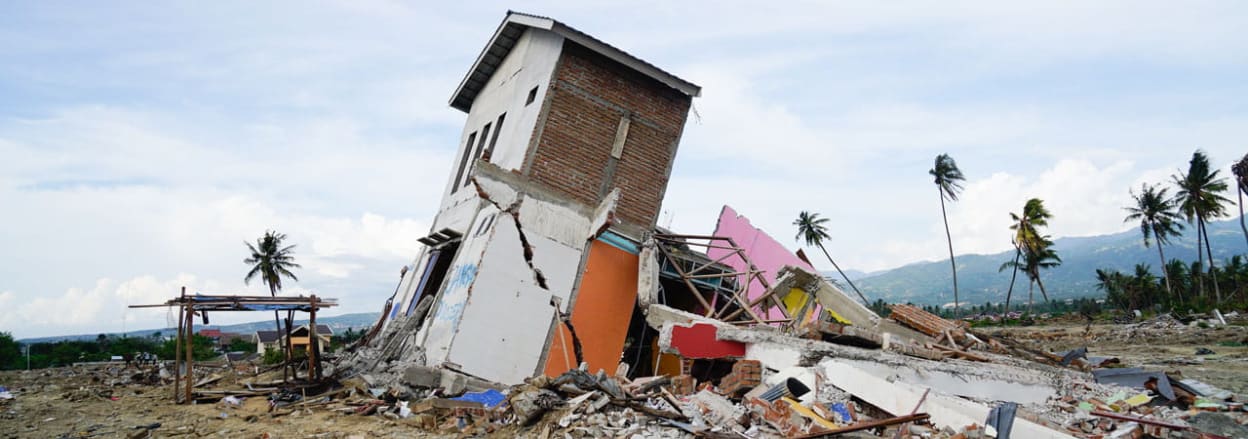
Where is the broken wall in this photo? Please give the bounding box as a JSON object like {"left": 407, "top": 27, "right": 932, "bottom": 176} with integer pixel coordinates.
{"left": 542, "top": 239, "right": 639, "bottom": 377}
{"left": 708, "top": 206, "right": 817, "bottom": 321}
{"left": 407, "top": 163, "right": 595, "bottom": 384}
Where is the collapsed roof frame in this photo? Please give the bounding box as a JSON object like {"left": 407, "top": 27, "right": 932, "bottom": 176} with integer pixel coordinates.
{"left": 651, "top": 234, "right": 795, "bottom": 328}
{"left": 130, "top": 289, "right": 337, "bottom": 404}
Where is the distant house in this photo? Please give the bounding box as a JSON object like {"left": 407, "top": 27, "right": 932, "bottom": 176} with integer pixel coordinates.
{"left": 252, "top": 325, "right": 334, "bottom": 356}
{"left": 198, "top": 329, "right": 222, "bottom": 338}
{"left": 288, "top": 324, "right": 334, "bottom": 355}
{"left": 253, "top": 330, "right": 281, "bottom": 356}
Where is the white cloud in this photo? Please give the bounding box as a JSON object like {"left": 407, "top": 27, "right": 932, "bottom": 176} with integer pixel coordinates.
{"left": 4, "top": 1, "right": 1247, "bottom": 338}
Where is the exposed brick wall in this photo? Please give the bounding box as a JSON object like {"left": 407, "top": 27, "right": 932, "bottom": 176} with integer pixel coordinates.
{"left": 526, "top": 41, "right": 692, "bottom": 227}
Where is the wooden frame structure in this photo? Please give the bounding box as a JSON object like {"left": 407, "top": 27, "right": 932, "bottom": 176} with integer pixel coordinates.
{"left": 652, "top": 234, "right": 796, "bottom": 328}
{"left": 130, "top": 288, "right": 337, "bottom": 404}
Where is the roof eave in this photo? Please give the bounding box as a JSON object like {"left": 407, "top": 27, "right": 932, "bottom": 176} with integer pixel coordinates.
{"left": 448, "top": 11, "right": 700, "bottom": 114}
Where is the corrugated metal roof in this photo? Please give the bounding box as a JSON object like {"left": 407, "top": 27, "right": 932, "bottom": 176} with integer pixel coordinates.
{"left": 449, "top": 11, "right": 701, "bottom": 113}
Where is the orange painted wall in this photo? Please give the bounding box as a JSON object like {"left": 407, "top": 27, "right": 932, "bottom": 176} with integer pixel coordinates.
{"left": 543, "top": 240, "right": 639, "bottom": 377}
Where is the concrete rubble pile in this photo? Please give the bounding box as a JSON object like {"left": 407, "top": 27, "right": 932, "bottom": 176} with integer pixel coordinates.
{"left": 320, "top": 295, "right": 1248, "bottom": 438}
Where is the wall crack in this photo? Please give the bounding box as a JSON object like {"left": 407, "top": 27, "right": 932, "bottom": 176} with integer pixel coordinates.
{"left": 473, "top": 178, "right": 549, "bottom": 290}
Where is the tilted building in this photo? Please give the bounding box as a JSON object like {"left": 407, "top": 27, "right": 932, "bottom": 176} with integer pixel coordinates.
{"left": 375, "top": 11, "right": 700, "bottom": 384}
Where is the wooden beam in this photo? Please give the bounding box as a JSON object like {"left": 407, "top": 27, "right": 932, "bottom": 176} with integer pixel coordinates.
{"left": 184, "top": 301, "right": 194, "bottom": 404}
{"left": 794, "top": 413, "right": 931, "bottom": 438}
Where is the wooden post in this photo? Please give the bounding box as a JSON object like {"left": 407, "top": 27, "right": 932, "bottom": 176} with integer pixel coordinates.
{"left": 173, "top": 286, "right": 185, "bottom": 402}
{"left": 284, "top": 310, "right": 294, "bottom": 380}
{"left": 184, "top": 300, "right": 194, "bottom": 404}
{"left": 308, "top": 295, "right": 318, "bottom": 381}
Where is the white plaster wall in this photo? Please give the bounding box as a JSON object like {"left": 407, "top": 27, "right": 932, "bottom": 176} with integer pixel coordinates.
{"left": 517, "top": 198, "right": 591, "bottom": 249}
{"left": 520, "top": 226, "right": 583, "bottom": 311}
{"left": 744, "top": 341, "right": 803, "bottom": 371}
{"left": 444, "top": 196, "right": 586, "bottom": 382}
{"left": 440, "top": 28, "right": 564, "bottom": 200}
{"left": 418, "top": 206, "right": 500, "bottom": 365}
{"left": 445, "top": 219, "right": 557, "bottom": 383}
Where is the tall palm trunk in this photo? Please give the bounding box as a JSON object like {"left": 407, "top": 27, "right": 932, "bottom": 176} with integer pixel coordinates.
{"left": 938, "top": 188, "right": 960, "bottom": 317}
{"left": 1200, "top": 218, "right": 1221, "bottom": 303}
{"left": 1035, "top": 272, "right": 1050, "bottom": 303}
{"left": 1003, "top": 247, "right": 1021, "bottom": 324}
{"left": 1156, "top": 238, "right": 1172, "bottom": 298}
{"left": 1027, "top": 280, "right": 1034, "bottom": 315}
{"left": 270, "top": 285, "right": 285, "bottom": 363}
{"left": 1239, "top": 185, "right": 1248, "bottom": 249}
{"left": 1195, "top": 223, "right": 1206, "bottom": 298}
{"left": 817, "top": 243, "right": 869, "bottom": 306}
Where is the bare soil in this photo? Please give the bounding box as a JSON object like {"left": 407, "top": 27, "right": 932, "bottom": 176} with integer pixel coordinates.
{"left": 0, "top": 365, "right": 452, "bottom": 438}
{"left": 986, "top": 319, "right": 1248, "bottom": 394}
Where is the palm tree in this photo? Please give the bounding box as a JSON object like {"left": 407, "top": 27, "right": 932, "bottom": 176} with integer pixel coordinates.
{"left": 930, "top": 154, "right": 966, "bottom": 316}
{"left": 244, "top": 230, "right": 301, "bottom": 359}
{"left": 1173, "top": 150, "right": 1231, "bottom": 302}
{"left": 1124, "top": 183, "right": 1184, "bottom": 297}
{"left": 793, "top": 211, "right": 869, "bottom": 306}
{"left": 1003, "top": 198, "right": 1054, "bottom": 314}
{"left": 1231, "top": 153, "right": 1248, "bottom": 248}
{"left": 1000, "top": 235, "right": 1060, "bottom": 313}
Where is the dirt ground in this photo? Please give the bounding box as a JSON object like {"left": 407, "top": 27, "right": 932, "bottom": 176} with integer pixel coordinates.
{"left": 986, "top": 318, "right": 1248, "bottom": 394}
{"left": 0, "top": 365, "right": 456, "bottom": 439}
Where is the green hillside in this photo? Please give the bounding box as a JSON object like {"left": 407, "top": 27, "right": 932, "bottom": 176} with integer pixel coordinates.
{"left": 857, "top": 218, "right": 1248, "bottom": 306}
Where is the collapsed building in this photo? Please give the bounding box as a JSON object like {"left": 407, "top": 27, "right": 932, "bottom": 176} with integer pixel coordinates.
{"left": 332, "top": 12, "right": 1248, "bottom": 438}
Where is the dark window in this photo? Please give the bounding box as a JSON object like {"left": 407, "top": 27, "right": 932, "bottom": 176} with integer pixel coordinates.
{"left": 451, "top": 132, "right": 476, "bottom": 193}
{"left": 484, "top": 113, "right": 506, "bottom": 162}
{"left": 526, "top": 86, "right": 539, "bottom": 105}
{"left": 464, "top": 123, "right": 491, "bottom": 187}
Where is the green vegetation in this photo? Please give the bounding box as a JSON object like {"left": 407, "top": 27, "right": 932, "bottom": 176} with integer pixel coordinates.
{"left": 329, "top": 327, "right": 364, "bottom": 351}
{"left": 263, "top": 347, "right": 285, "bottom": 365}
{"left": 226, "top": 337, "right": 257, "bottom": 353}
{"left": 0, "top": 332, "right": 219, "bottom": 370}
{"left": 1001, "top": 198, "right": 1062, "bottom": 313}
{"left": 1095, "top": 256, "right": 1248, "bottom": 313}
{"left": 930, "top": 153, "right": 966, "bottom": 316}
{"left": 1173, "top": 150, "right": 1231, "bottom": 302}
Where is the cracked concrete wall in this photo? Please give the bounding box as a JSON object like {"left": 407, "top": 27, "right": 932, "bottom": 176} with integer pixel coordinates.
{"left": 418, "top": 204, "right": 501, "bottom": 365}
{"left": 401, "top": 165, "right": 598, "bottom": 384}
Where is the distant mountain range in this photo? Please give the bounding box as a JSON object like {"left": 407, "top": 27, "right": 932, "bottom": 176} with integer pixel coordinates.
{"left": 853, "top": 218, "right": 1248, "bottom": 307}
{"left": 19, "top": 312, "right": 381, "bottom": 344}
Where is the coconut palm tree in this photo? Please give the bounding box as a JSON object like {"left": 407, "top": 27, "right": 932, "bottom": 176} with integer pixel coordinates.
{"left": 1000, "top": 235, "right": 1060, "bottom": 313}
{"left": 1124, "top": 183, "right": 1184, "bottom": 297}
{"left": 930, "top": 153, "right": 966, "bottom": 316}
{"left": 1002, "top": 198, "right": 1054, "bottom": 314}
{"left": 793, "top": 211, "right": 869, "bottom": 306}
{"left": 1173, "top": 150, "right": 1231, "bottom": 302}
{"left": 244, "top": 230, "right": 301, "bottom": 358}
{"left": 1232, "top": 153, "right": 1248, "bottom": 248}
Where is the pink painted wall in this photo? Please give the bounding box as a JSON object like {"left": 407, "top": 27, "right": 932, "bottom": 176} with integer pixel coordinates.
{"left": 708, "top": 205, "right": 816, "bottom": 321}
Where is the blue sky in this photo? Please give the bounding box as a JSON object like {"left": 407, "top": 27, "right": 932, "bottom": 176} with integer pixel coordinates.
{"left": 2, "top": 1, "right": 1246, "bottom": 338}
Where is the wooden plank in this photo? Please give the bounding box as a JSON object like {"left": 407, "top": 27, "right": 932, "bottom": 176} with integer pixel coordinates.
{"left": 794, "top": 413, "right": 931, "bottom": 438}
